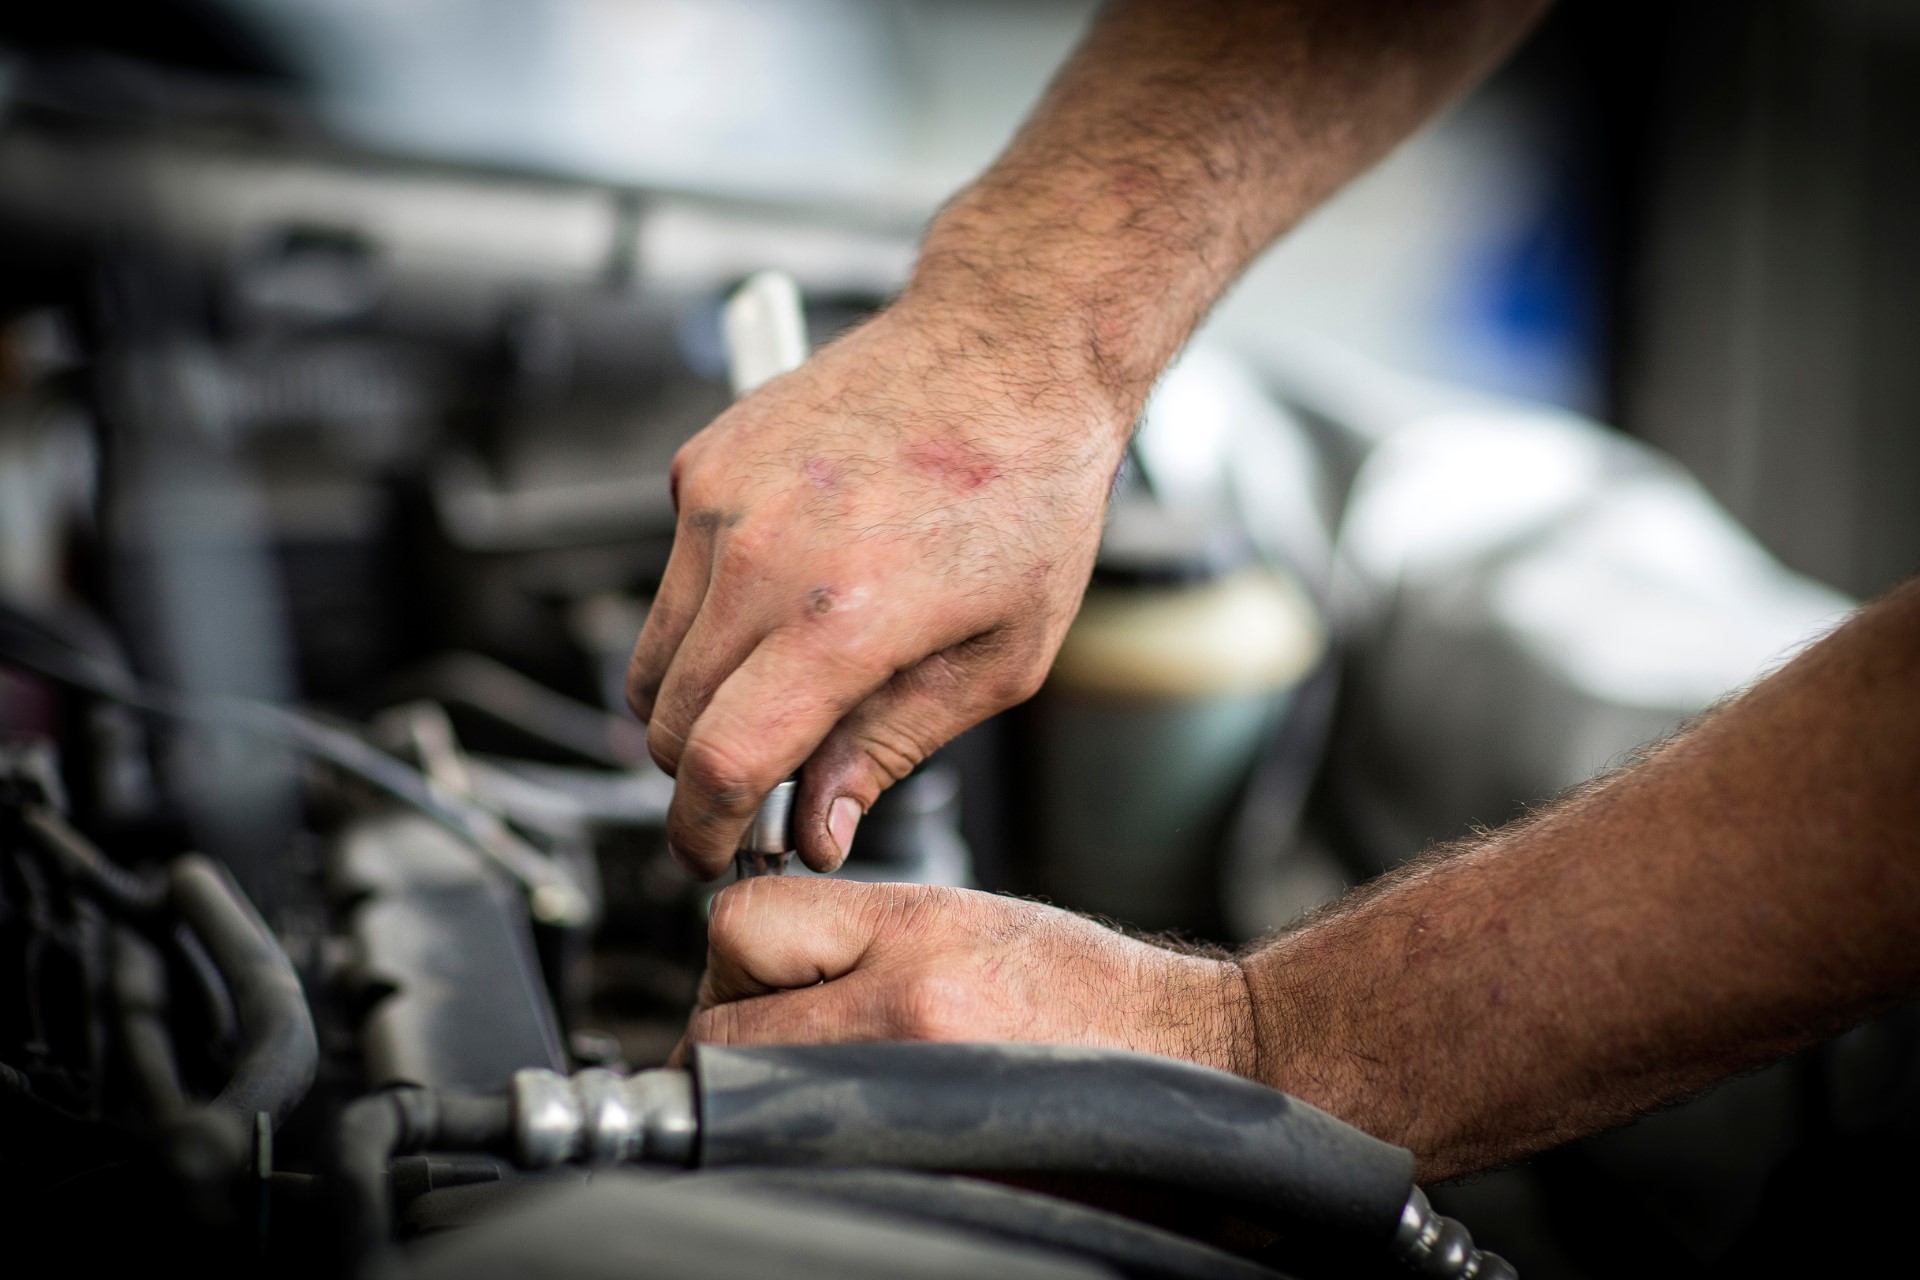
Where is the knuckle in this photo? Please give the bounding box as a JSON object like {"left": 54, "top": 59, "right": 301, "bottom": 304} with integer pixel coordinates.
{"left": 713, "top": 525, "right": 773, "bottom": 576}
{"left": 990, "top": 659, "right": 1049, "bottom": 707}
{"left": 669, "top": 436, "right": 715, "bottom": 488}
{"left": 676, "top": 739, "right": 769, "bottom": 815}
{"left": 646, "top": 720, "right": 684, "bottom": 775}
{"left": 890, "top": 971, "right": 974, "bottom": 1040}
{"left": 625, "top": 665, "right": 659, "bottom": 722}
{"left": 860, "top": 732, "right": 923, "bottom": 786}
{"left": 705, "top": 881, "right": 760, "bottom": 949}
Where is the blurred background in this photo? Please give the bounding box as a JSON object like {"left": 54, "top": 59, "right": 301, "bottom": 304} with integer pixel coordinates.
{"left": 0, "top": 1, "right": 1916, "bottom": 1275}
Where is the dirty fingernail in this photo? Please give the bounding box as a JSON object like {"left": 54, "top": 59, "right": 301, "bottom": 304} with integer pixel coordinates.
{"left": 829, "top": 797, "right": 862, "bottom": 859}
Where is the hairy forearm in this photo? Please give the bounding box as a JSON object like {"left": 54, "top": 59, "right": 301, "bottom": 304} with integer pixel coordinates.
{"left": 900, "top": 0, "right": 1548, "bottom": 425}
{"left": 1240, "top": 579, "right": 1920, "bottom": 1181}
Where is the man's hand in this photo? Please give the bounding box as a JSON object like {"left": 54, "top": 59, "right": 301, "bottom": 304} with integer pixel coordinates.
{"left": 624, "top": 0, "right": 1546, "bottom": 879}
{"left": 677, "top": 877, "right": 1257, "bottom": 1074}
{"left": 626, "top": 303, "right": 1125, "bottom": 878}
{"left": 674, "top": 582, "right": 1920, "bottom": 1187}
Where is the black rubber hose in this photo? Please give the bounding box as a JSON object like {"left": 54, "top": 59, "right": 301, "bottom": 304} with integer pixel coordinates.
{"left": 22, "top": 805, "right": 168, "bottom": 913}
{"left": 327, "top": 1088, "right": 513, "bottom": 1263}
{"left": 172, "top": 921, "right": 241, "bottom": 1047}
{"left": 168, "top": 855, "right": 317, "bottom": 1131}
{"left": 691, "top": 1043, "right": 1417, "bottom": 1243}
{"left": 109, "top": 925, "right": 189, "bottom": 1121}
{"left": 332, "top": 1094, "right": 407, "bottom": 1258}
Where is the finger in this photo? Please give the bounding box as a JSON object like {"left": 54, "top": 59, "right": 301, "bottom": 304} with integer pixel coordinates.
{"left": 666, "top": 1028, "right": 693, "bottom": 1068}
{"left": 625, "top": 510, "right": 724, "bottom": 725}
{"left": 664, "top": 626, "right": 901, "bottom": 876}
{"left": 698, "top": 877, "right": 903, "bottom": 1005}
{"left": 641, "top": 529, "right": 798, "bottom": 771}
{"left": 687, "top": 971, "right": 907, "bottom": 1049}
{"left": 793, "top": 630, "right": 1046, "bottom": 872}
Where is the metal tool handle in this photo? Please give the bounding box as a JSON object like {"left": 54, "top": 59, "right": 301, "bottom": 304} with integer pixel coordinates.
{"left": 734, "top": 778, "right": 799, "bottom": 880}
{"left": 723, "top": 270, "right": 809, "bottom": 397}
{"left": 721, "top": 272, "right": 809, "bottom": 877}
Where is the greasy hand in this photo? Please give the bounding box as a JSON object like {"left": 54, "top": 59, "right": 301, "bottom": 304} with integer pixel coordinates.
{"left": 627, "top": 301, "right": 1127, "bottom": 878}
{"left": 674, "top": 878, "right": 1258, "bottom": 1076}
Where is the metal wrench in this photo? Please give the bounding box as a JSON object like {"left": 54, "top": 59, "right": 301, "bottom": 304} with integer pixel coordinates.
{"left": 718, "top": 270, "right": 809, "bottom": 879}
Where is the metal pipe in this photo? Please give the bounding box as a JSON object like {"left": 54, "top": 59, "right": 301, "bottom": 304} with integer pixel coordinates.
{"left": 1392, "top": 1186, "right": 1517, "bottom": 1280}
{"left": 510, "top": 1066, "right": 696, "bottom": 1169}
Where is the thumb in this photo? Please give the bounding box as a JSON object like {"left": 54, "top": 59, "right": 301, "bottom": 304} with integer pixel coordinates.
{"left": 701, "top": 877, "right": 904, "bottom": 1006}
{"left": 793, "top": 635, "right": 1044, "bottom": 872}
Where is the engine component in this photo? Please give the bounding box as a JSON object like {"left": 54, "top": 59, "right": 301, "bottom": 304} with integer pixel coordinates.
{"left": 1393, "top": 1186, "right": 1515, "bottom": 1280}
{"left": 331, "top": 811, "right": 567, "bottom": 1091}
{"left": 167, "top": 854, "right": 318, "bottom": 1136}
{"left": 494, "top": 1042, "right": 1514, "bottom": 1277}
{"left": 329, "top": 1086, "right": 517, "bottom": 1259}
{"left": 512, "top": 1065, "right": 694, "bottom": 1167}
{"left": 396, "top": 1170, "right": 1112, "bottom": 1280}
{"left": 693, "top": 1043, "right": 1413, "bottom": 1241}
{"left": 0, "top": 599, "right": 593, "bottom": 926}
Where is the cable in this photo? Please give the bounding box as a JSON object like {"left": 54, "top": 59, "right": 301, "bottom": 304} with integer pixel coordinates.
{"left": 0, "top": 598, "right": 590, "bottom": 925}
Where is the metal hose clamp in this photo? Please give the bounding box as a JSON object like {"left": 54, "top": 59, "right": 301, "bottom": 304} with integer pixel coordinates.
{"left": 1392, "top": 1186, "right": 1517, "bottom": 1279}
{"left": 511, "top": 1067, "right": 697, "bottom": 1169}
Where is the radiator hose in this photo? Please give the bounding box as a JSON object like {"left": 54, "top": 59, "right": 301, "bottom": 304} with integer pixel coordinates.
{"left": 327, "top": 1087, "right": 515, "bottom": 1264}
{"left": 502, "top": 1043, "right": 1514, "bottom": 1279}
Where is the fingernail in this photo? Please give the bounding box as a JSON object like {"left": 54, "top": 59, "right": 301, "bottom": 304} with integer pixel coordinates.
{"left": 829, "top": 796, "right": 862, "bottom": 859}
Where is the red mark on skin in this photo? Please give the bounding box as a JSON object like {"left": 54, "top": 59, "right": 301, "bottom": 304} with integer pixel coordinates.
{"left": 802, "top": 456, "right": 842, "bottom": 490}
{"left": 1112, "top": 164, "right": 1156, "bottom": 201}
{"left": 1488, "top": 983, "right": 1506, "bottom": 1008}
{"left": 905, "top": 437, "right": 999, "bottom": 493}
{"left": 806, "top": 584, "right": 871, "bottom": 616}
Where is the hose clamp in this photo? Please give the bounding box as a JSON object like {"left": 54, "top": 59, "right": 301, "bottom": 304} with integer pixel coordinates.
{"left": 1391, "top": 1186, "right": 1517, "bottom": 1280}
{"left": 511, "top": 1067, "right": 697, "bottom": 1168}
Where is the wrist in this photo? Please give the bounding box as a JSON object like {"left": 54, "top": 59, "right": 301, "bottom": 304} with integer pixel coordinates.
{"left": 874, "top": 284, "right": 1138, "bottom": 471}
{"left": 894, "top": 187, "right": 1169, "bottom": 438}
{"left": 1237, "top": 937, "right": 1370, "bottom": 1130}
{"left": 1137, "top": 951, "right": 1266, "bottom": 1080}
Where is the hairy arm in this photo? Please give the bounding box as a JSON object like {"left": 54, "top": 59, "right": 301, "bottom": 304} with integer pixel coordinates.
{"left": 685, "top": 579, "right": 1920, "bottom": 1182}
{"left": 913, "top": 0, "right": 1550, "bottom": 412}
{"left": 630, "top": 0, "right": 1548, "bottom": 878}
{"left": 1244, "top": 579, "right": 1920, "bottom": 1179}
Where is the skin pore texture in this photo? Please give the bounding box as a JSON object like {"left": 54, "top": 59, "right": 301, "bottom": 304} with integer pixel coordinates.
{"left": 684, "top": 580, "right": 1920, "bottom": 1182}
{"left": 626, "top": 0, "right": 1549, "bottom": 878}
